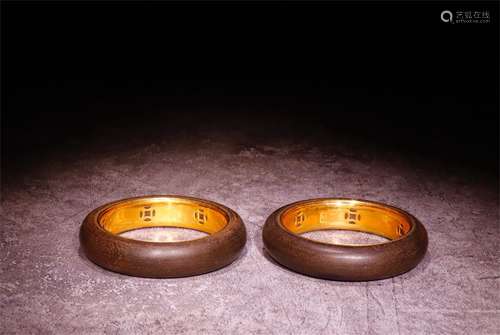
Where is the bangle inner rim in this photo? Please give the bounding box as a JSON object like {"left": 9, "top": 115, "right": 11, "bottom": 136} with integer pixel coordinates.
{"left": 98, "top": 197, "right": 229, "bottom": 235}
{"left": 280, "top": 199, "right": 412, "bottom": 240}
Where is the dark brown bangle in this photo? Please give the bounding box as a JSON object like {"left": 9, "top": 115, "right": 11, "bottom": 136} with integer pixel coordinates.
{"left": 262, "top": 198, "right": 428, "bottom": 281}
{"left": 80, "top": 195, "right": 246, "bottom": 278}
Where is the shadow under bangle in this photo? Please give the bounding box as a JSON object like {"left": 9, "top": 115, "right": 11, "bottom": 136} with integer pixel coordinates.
{"left": 80, "top": 195, "right": 247, "bottom": 278}
{"left": 262, "top": 198, "right": 428, "bottom": 281}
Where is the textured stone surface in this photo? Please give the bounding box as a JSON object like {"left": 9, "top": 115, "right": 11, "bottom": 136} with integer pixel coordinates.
{"left": 1, "top": 124, "right": 499, "bottom": 335}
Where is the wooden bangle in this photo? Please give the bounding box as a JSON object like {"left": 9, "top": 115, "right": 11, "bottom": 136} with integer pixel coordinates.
{"left": 80, "top": 195, "right": 246, "bottom": 278}
{"left": 262, "top": 198, "right": 428, "bottom": 281}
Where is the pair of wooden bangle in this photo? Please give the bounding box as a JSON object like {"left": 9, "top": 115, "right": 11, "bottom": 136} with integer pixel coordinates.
{"left": 80, "top": 195, "right": 428, "bottom": 281}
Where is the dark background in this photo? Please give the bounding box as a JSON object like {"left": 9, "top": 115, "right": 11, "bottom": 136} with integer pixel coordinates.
{"left": 2, "top": 1, "right": 498, "bottom": 181}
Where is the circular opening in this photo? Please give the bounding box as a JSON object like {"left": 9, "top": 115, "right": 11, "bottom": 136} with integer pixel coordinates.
{"left": 301, "top": 229, "right": 390, "bottom": 245}
{"left": 120, "top": 227, "right": 209, "bottom": 242}
{"left": 281, "top": 199, "right": 412, "bottom": 243}
{"left": 98, "top": 197, "right": 229, "bottom": 239}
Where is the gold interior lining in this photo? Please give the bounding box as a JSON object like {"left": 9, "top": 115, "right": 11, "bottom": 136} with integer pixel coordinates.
{"left": 281, "top": 199, "right": 412, "bottom": 240}
{"left": 99, "top": 197, "right": 228, "bottom": 235}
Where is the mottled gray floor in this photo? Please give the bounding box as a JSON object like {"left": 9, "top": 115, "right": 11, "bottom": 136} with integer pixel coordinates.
{"left": 1, "top": 125, "right": 499, "bottom": 335}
